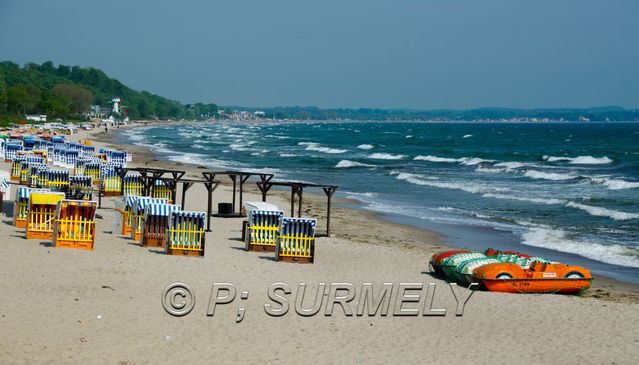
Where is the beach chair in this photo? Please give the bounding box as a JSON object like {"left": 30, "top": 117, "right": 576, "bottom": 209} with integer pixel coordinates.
{"left": 81, "top": 145, "right": 95, "bottom": 158}
{"left": 53, "top": 200, "right": 97, "bottom": 250}
{"left": 276, "top": 217, "right": 317, "bottom": 263}
{"left": 62, "top": 150, "right": 79, "bottom": 169}
{"left": 165, "top": 211, "right": 206, "bottom": 257}
{"left": 106, "top": 150, "right": 127, "bottom": 167}
{"left": 123, "top": 174, "right": 143, "bottom": 196}
{"left": 14, "top": 187, "right": 38, "bottom": 227}
{"left": 4, "top": 143, "right": 22, "bottom": 162}
{"left": 68, "top": 176, "right": 93, "bottom": 200}
{"left": 10, "top": 156, "right": 24, "bottom": 181}
{"left": 243, "top": 202, "right": 283, "bottom": 252}
{"left": 140, "top": 202, "right": 181, "bottom": 247}
{"left": 51, "top": 147, "right": 65, "bottom": 166}
{"left": 73, "top": 158, "right": 87, "bottom": 176}
{"left": 25, "top": 191, "right": 66, "bottom": 239}
{"left": 46, "top": 169, "right": 70, "bottom": 193}
{"left": 100, "top": 165, "right": 123, "bottom": 196}
{"left": 28, "top": 163, "right": 48, "bottom": 187}
{"left": 85, "top": 161, "right": 102, "bottom": 184}
{"left": 32, "top": 149, "right": 48, "bottom": 164}
{"left": 150, "top": 179, "right": 174, "bottom": 203}
{"left": 0, "top": 176, "right": 9, "bottom": 215}
{"left": 119, "top": 195, "right": 139, "bottom": 236}
{"left": 130, "top": 197, "right": 169, "bottom": 241}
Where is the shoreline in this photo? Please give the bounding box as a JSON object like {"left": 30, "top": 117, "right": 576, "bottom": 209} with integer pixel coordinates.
{"left": 90, "top": 120, "right": 639, "bottom": 302}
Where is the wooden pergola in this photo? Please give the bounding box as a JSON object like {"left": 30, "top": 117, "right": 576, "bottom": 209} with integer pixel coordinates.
{"left": 256, "top": 180, "right": 338, "bottom": 237}
{"left": 201, "top": 170, "right": 274, "bottom": 217}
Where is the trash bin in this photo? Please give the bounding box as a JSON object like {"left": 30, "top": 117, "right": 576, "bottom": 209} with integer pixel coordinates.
{"left": 218, "top": 202, "right": 233, "bottom": 215}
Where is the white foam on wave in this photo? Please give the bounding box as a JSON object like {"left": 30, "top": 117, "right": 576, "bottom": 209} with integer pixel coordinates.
{"left": 301, "top": 142, "right": 347, "bottom": 154}
{"left": 334, "top": 160, "right": 376, "bottom": 168}
{"left": 520, "top": 223, "right": 639, "bottom": 268}
{"left": 524, "top": 170, "right": 578, "bottom": 181}
{"left": 482, "top": 193, "right": 565, "bottom": 205}
{"left": 565, "top": 202, "right": 639, "bottom": 221}
{"left": 391, "top": 171, "right": 506, "bottom": 194}
{"left": 543, "top": 155, "right": 613, "bottom": 165}
{"left": 590, "top": 177, "right": 639, "bottom": 190}
{"left": 279, "top": 153, "right": 298, "bottom": 157}
{"left": 357, "top": 144, "right": 375, "bottom": 150}
{"left": 475, "top": 166, "right": 508, "bottom": 174}
{"left": 462, "top": 134, "right": 473, "bottom": 138}
{"left": 369, "top": 153, "right": 406, "bottom": 160}
{"left": 413, "top": 155, "right": 459, "bottom": 163}
{"left": 493, "top": 161, "right": 527, "bottom": 169}
{"left": 459, "top": 157, "right": 493, "bottom": 166}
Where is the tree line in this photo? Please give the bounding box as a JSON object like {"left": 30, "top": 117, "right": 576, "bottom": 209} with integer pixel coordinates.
{"left": 0, "top": 61, "right": 218, "bottom": 121}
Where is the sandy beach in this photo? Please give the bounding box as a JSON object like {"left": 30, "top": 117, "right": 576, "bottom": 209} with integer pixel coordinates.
{"left": 1, "top": 121, "right": 638, "bottom": 364}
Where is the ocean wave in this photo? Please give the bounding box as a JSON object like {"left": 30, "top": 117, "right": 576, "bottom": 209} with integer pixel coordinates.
{"left": 334, "top": 160, "right": 376, "bottom": 168}
{"left": 279, "top": 153, "right": 298, "bottom": 157}
{"left": 369, "top": 153, "right": 406, "bottom": 160}
{"left": 482, "top": 193, "right": 565, "bottom": 205}
{"left": 302, "top": 142, "right": 347, "bottom": 154}
{"left": 565, "top": 202, "right": 639, "bottom": 221}
{"left": 357, "top": 144, "right": 375, "bottom": 150}
{"left": 590, "top": 177, "right": 639, "bottom": 190}
{"left": 493, "top": 161, "right": 527, "bottom": 169}
{"left": 523, "top": 170, "right": 579, "bottom": 181}
{"left": 391, "top": 171, "right": 505, "bottom": 194}
{"left": 462, "top": 134, "right": 473, "bottom": 138}
{"left": 520, "top": 224, "right": 639, "bottom": 268}
{"left": 475, "top": 166, "right": 508, "bottom": 174}
{"left": 413, "top": 155, "right": 459, "bottom": 163}
{"left": 459, "top": 157, "right": 493, "bottom": 166}
{"left": 192, "top": 144, "right": 211, "bottom": 150}
{"left": 543, "top": 155, "right": 613, "bottom": 165}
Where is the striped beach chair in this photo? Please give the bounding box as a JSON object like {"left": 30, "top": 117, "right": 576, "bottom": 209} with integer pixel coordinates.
{"left": 165, "top": 211, "right": 206, "bottom": 256}
{"left": 243, "top": 202, "right": 283, "bottom": 252}
{"left": 140, "top": 202, "right": 181, "bottom": 247}
{"left": 106, "top": 150, "right": 127, "bottom": 167}
{"left": 276, "top": 217, "right": 317, "bottom": 263}
{"left": 10, "top": 155, "right": 25, "bottom": 181}
{"left": 69, "top": 176, "right": 93, "bottom": 200}
{"left": 46, "top": 169, "right": 70, "bottom": 193}
{"left": 53, "top": 200, "right": 97, "bottom": 250}
{"left": 100, "top": 164, "right": 123, "bottom": 196}
{"left": 4, "top": 143, "right": 22, "bottom": 162}
{"left": 123, "top": 174, "right": 143, "bottom": 197}
{"left": 130, "top": 197, "right": 169, "bottom": 241}
{"left": 62, "top": 150, "right": 79, "bottom": 169}
{"left": 28, "top": 163, "right": 48, "bottom": 187}
{"left": 120, "top": 195, "right": 139, "bottom": 236}
{"left": 151, "top": 179, "right": 173, "bottom": 203}
{"left": 0, "top": 176, "right": 9, "bottom": 215}
{"left": 81, "top": 145, "right": 96, "bottom": 158}
{"left": 85, "top": 161, "right": 102, "bottom": 184}
{"left": 13, "top": 187, "right": 50, "bottom": 228}
{"left": 25, "top": 191, "right": 66, "bottom": 239}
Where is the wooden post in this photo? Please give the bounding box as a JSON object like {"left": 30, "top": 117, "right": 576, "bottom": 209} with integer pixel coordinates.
{"left": 297, "top": 185, "right": 303, "bottom": 218}
{"left": 230, "top": 174, "right": 237, "bottom": 213}
{"left": 239, "top": 174, "right": 250, "bottom": 213}
{"left": 323, "top": 187, "right": 337, "bottom": 237}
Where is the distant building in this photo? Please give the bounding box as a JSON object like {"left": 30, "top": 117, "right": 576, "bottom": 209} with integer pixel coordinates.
{"left": 254, "top": 111, "right": 266, "bottom": 118}
{"left": 25, "top": 114, "right": 47, "bottom": 122}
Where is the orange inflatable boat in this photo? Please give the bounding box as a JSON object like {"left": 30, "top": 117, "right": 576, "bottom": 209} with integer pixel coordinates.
{"left": 473, "top": 261, "right": 592, "bottom": 294}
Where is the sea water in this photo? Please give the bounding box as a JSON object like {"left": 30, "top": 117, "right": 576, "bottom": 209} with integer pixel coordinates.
{"left": 121, "top": 121, "right": 639, "bottom": 283}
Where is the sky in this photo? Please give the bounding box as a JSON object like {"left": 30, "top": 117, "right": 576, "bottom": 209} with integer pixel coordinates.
{"left": 1, "top": 0, "right": 638, "bottom": 109}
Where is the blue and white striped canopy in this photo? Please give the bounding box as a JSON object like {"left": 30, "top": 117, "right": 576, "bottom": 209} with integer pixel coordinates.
{"left": 70, "top": 176, "right": 92, "bottom": 186}
{"left": 135, "top": 197, "right": 168, "bottom": 213}
{"left": 170, "top": 211, "right": 206, "bottom": 220}
{"left": 48, "top": 170, "right": 70, "bottom": 179}
{"left": 125, "top": 195, "right": 140, "bottom": 208}
{"left": 281, "top": 217, "right": 317, "bottom": 234}
{"left": 16, "top": 187, "right": 50, "bottom": 199}
{"left": 0, "top": 177, "right": 9, "bottom": 193}
{"left": 146, "top": 203, "right": 181, "bottom": 217}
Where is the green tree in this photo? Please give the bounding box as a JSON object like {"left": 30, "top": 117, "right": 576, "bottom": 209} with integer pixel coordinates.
{"left": 52, "top": 83, "right": 93, "bottom": 114}
{"left": 7, "top": 84, "right": 41, "bottom": 114}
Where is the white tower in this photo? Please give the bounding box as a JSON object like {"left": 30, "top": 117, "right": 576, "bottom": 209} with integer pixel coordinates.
{"left": 112, "top": 97, "right": 121, "bottom": 114}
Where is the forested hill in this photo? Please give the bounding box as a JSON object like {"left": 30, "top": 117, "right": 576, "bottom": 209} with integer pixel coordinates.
{"left": 0, "top": 61, "right": 218, "bottom": 120}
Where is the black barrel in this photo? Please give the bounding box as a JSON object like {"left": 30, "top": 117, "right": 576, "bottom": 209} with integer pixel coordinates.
{"left": 218, "top": 202, "right": 233, "bottom": 215}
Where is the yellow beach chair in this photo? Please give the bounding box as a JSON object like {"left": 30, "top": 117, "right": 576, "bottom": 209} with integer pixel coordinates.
{"left": 26, "top": 191, "right": 65, "bottom": 239}
{"left": 276, "top": 217, "right": 317, "bottom": 264}
{"left": 53, "top": 200, "right": 97, "bottom": 250}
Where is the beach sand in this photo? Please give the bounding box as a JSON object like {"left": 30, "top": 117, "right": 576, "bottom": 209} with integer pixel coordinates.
{"left": 1, "top": 122, "right": 638, "bottom": 364}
